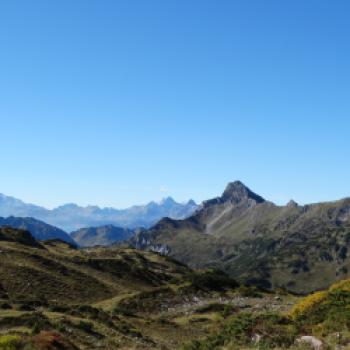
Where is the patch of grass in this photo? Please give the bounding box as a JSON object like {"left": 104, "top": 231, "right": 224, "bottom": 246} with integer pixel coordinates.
{"left": 181, "top": 312, "right": 297, "bottom": 350}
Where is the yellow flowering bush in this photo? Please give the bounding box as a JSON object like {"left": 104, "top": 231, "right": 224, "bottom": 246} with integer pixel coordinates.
{"left": 0, "top": 335, "right": 20, "bottom": 350}
{"left": 290, "top": 290, "right": 327, "bottom": 320}
{"left": 329, "top": 279, "right": 350, "bottom": 292}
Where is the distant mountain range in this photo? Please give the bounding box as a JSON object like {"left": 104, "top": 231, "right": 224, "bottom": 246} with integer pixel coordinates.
{"left": 132, "top": 181, "right": 350, "bottom": 294}
{"left": 0, "top": 193, "right": 198, "bottom": 232}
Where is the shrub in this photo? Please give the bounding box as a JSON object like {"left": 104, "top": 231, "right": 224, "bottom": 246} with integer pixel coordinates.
{"left": 112, "top": 305, "right": 135, "bottom": 317}
{"left": 290, "top": 278, "right": 350, "bottom": 334}
{"left": 76, "top": 320, "right": 93, "bottom": 333}
{"left": 187, "top": 269, "right": 239, "bottom": 291}
{"left": 238, "top": 285, "right": 262, "bottom": 298}
{"left": 0, "top": 303, "right": 12, "bottom": 310}
{"left": 290, "top": 291, "right": 327, "bottom": 320}
{"left": 31, "top": 331, "right": 78, "bottom": 350}
{"left": 0, "top": 335, "right": 21, "bottom": 350}
{"left": 330, "top": 279, "right": 350, "bottom": 292}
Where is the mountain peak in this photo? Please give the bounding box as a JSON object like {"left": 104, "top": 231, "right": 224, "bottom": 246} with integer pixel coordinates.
{"left": 287, "top": 199, "right": 299, "bottom": 208}
{"left": 160, "top": 197, "right": 176, "bottom": 205}
{"left": 221, "top": 181, "right": 265, "bottom": 204}
{"left": 187, "top": 199, "right": 197, "bottom": 206}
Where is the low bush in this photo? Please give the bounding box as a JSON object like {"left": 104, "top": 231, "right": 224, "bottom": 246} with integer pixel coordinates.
{"left": 76, "top": 320, "right": 93, "bottom": 333}
{"left": 290, "top": 279, "right": 350, "bottom": 334}
{"left": 0, "top": 335, "right": 21, "bottom": 350}
{"left": 31, "top": 331, "right": 79, "bottom": 350}
{"left": 0, "top": 303, "right": 12, "bottom": 310}
{"left": 238, "top": 285, "right": 262, "bottom": 298}
{"left": 187, "top": 269, "right": 239, "bottom": 292}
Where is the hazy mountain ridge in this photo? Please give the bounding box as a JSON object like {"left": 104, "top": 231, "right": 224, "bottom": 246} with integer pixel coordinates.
{"left": 0, "top": 216, "right": 76, "bottom": 245}
{"left": 0, "top": 193, "right": 198, "bottom": 232}
{"left": 131, "top": 181, "right": 350, "bottom": 293}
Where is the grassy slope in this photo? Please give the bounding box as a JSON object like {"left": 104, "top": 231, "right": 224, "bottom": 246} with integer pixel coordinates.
{"left": 3, "top": 227, "right": 350, "bottom": 350}
{"left": 71, "top": 225, "right": 134, "bottom": 247}
{"left": 182, "top": 278, "right": 350, "bottom": 350}
{"left": 1, "top": 227, "right": 297, "bottom": 350}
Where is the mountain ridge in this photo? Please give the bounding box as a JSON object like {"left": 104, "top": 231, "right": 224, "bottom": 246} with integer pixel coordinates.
{"left": 0, "top": 216, "right": 76, "bottom": 245}
{"left": 131, "top": 181, "right": 350, "bottom": 293}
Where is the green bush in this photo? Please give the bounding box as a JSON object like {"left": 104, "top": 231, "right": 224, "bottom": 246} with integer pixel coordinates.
{"left": 0, "top": 302, "right": 12, "bottom": 310}
{"left": 76, "top": 320, "right": 93, "bottom": 333}
{"left": 238, "top": 285, "right": 262, "bottom": 298}
{"left": 0, "top": 335, "right": 21, "bottom": 350}
{"left": 292, "top": 286, "right": 350, "bottom": 334}
{"left": 187, "top": 269, "right": 239, "bottom": 291}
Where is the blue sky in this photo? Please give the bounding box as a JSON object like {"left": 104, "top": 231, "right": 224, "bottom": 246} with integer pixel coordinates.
{"left": 0, "top": 0, "right": 349, "bottom": 208}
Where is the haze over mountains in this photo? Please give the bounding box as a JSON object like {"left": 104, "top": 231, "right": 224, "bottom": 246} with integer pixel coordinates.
{"left": 0, "top": 193, "right": 198, "bottom": 232}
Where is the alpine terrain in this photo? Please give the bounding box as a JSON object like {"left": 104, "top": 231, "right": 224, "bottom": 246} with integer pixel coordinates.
{"left": 132, "top": 181, "right": 350, "bottom": 294}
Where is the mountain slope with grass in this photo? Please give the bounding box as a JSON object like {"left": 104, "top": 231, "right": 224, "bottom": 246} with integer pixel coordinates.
{"left": 132, "top": 181, "right": 350, "bottom": 293}
{"left": 71, "top": 224, "right": 135, "bottom": 247}
{"left": 0, "top": 226, "right": 256, "bottom": 349}
{"left": 3, "top": 226, "right": 350, "bottom": 350}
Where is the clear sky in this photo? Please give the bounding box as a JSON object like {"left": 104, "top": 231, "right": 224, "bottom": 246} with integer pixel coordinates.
{"left": 0, "top": 0, "right": 349, "bottom": 209}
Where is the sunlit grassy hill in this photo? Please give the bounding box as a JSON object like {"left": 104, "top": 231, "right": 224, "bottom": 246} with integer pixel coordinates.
{"left": 0, "top": 227, "right": 258, "bottom": 349}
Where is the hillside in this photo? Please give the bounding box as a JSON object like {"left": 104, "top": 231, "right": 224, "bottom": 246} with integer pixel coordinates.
{"left": 0, "top": 227, "right": 250, "bottom": 349}
{"left": 131, "top": 181, "right": 350, "bottom": 294}
{"left": 0, "top": 216, "right": 76, "bottom": 245}
{"left": 3, "top": 226, "right": 350, "bottom": 350}
{"left": 0, "top": 193, "right": 198, "bottom": 232}
{"left": 182, "top": 278, "right": 350, "bottom": 350}
{"left": 71, "top": 225, "right": 135, "bottom": 247}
